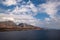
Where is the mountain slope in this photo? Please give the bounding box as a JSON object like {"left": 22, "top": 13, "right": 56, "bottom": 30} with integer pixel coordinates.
{"left": 0, "top": 21, "right": 43, "bottom": 31}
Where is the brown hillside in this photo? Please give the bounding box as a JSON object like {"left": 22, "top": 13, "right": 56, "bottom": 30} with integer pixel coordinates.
{"left": 0, "top": 21, "right": 43, "bottom": 31}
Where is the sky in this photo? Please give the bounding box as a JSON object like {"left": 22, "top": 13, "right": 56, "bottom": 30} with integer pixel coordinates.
{"left": 0, "top": 0, "right": 60, "bottom": 29}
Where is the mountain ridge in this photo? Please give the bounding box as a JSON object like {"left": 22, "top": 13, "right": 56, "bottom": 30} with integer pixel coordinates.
{"left": 0, "top": 21, "right": 43, "bottom": 31}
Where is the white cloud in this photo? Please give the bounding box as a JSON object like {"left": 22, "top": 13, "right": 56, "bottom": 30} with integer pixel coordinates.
{"left": 39, "top": 1, "right": 60, "bottom": 19}
{"left": 0, "top": 0, "right": 60, "bottom": 29}
{"left": 0, "top": 0, "right": 40, "bottom": 27}
{"left": 0, "top": 13, "right": 41, "bottom": 27}
{"left": 38, "top": 0, "right": 60, "bottom": 29}
{"left": 2, "top": 0, "right": 22, "bottom": 6}
{"left": 10, "top": 0, "right": 38, "bottom": 16}
{"left": 2, "top": 0, "right": 17, "bottom": 6}
{"left": 44, "top": 19, "right": 60, "bottom": 29}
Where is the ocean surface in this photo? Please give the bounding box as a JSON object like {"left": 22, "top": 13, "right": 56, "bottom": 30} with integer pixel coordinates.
{"left": 0, "top": 30, "right": 60, "bottom": 40}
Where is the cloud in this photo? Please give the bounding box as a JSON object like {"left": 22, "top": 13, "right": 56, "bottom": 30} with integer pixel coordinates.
{"left": 1, "top": 0, "right": 38, "bottom": 16}
{"left": 38, "top": 0, "right": 60, "bottom": 29}
{"left": 2, "top": 0, "right": 22, "bottom": 6}
{"left": 39, "top": 0, "right": 60, "bottom": 18}
{"left": 10, "top": 0, "right": 38, "bottom": 16}
{"left": 0, "top": 13, "right": 41, "bottom": 27}
{"left": 0, "top": 0, "right": 40, "bottom": 26}
{"left": 0, "top": 0, "right": 60, "bottom": 29}
{"left": 2, "top": 0, "right": 17, "bottom": 6}
{"left": 44, "top": 18, "right": 60, "bottom": 29}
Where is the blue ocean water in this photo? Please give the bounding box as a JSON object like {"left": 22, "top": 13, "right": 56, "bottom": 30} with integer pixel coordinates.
{"left": 0, "top": 30, "right": 60, "bottom": 40}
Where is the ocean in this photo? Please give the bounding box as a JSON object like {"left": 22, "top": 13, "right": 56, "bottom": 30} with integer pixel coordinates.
{"left": 0, "top": 30, "right": 60, "bottom": 40}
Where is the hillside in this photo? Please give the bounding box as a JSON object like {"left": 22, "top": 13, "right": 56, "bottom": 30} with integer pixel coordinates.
{"left": 0, "top": 21, "right": 43, "bottom": 31}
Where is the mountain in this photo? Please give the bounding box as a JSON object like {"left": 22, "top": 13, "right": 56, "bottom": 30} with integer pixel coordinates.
{"left": 18, "top": 23, "right": 34, "bottom": 27}
{"left": 18, "top": 23, "right": 42, "bottom": 29}
{"left": 0, "top": 21, "right": 17, "bottom": 28}
{"left": 0, "top": 21, "right": 43, "bottom": 31}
